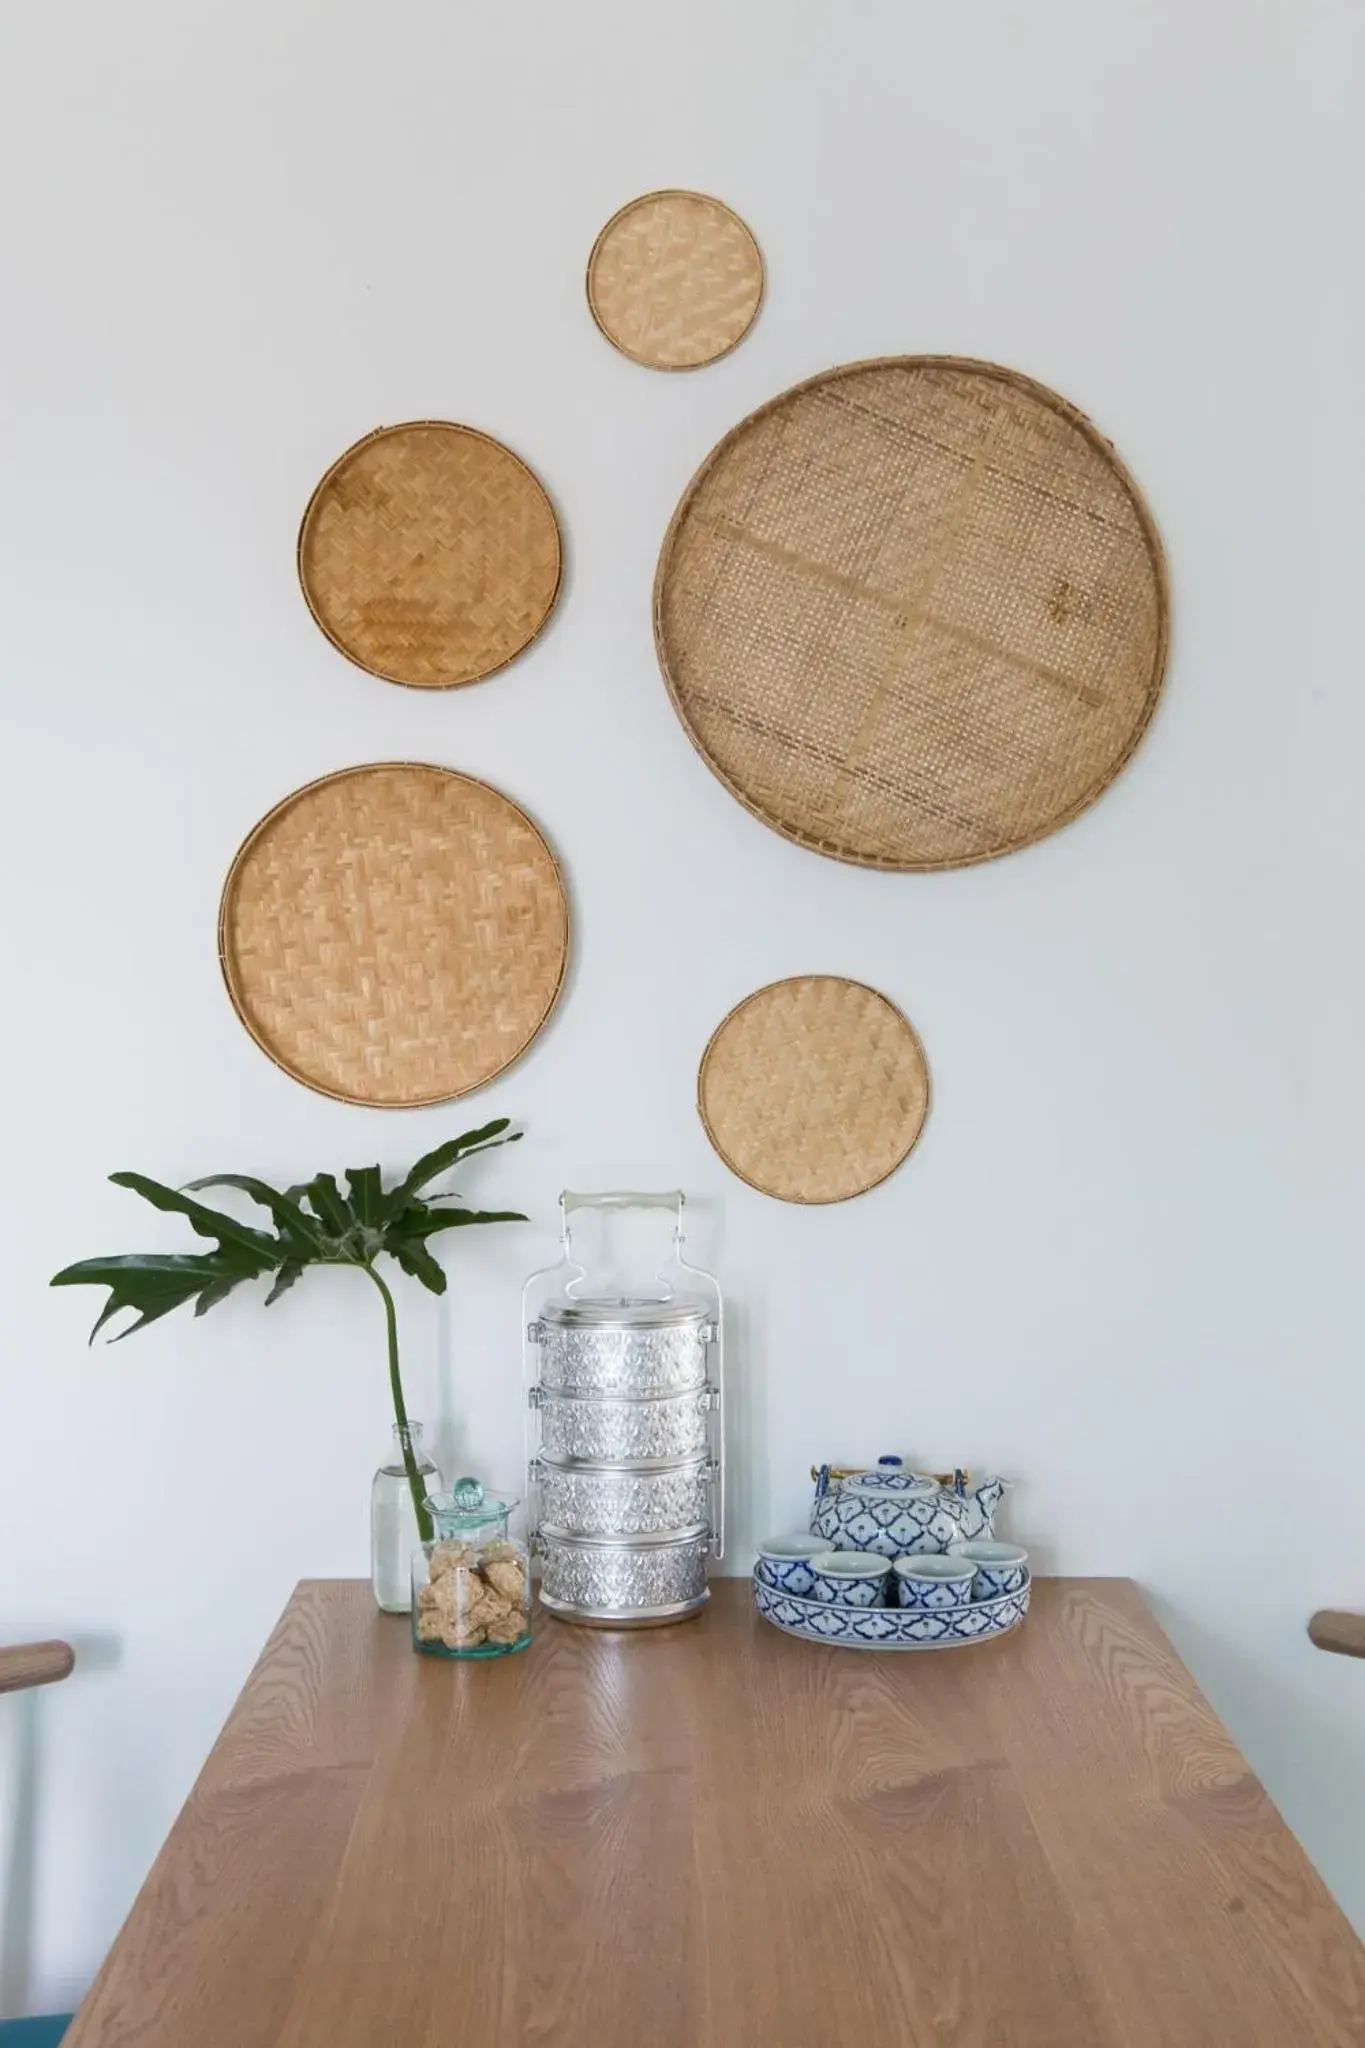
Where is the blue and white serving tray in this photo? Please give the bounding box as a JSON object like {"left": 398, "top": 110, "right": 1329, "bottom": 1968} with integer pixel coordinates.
{"left": 754, "top": 1570, "right": 1030, "bottom": 1651}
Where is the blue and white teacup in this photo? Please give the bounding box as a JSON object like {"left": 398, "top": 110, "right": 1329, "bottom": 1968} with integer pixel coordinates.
{"left": 808, "top": 1551, "right": 890, "bottom": 1608}
{"left": 755, "top": 1534, "right": 828, "bottom": 1598}
{"left": 959, "top": 1540, "right": 1029, "bottom": 1601}
{"left": 892, "top": 1554, "right": 977, "bottom": 1611}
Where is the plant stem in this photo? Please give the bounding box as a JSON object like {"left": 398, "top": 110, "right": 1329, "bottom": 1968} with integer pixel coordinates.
{"left": 364, "top": 1265, "right": 433, "bottom": 1544}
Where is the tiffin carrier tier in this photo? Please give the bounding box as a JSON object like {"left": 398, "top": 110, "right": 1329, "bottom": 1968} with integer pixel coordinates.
{"left": 523, "top": 1191, "right": 723, "bottom": 1626}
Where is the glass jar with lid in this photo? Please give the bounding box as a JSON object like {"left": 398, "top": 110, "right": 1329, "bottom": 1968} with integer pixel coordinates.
{"left": 411, "top": 1478, "right": 532, "bottom": 1659}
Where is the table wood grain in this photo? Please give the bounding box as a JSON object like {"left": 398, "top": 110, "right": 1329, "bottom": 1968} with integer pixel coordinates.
{"left": 65, "top": 1579, "right": 1365, "bottom": 2047}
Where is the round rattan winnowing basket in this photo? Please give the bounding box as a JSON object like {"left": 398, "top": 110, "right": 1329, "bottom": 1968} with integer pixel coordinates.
{"left": 586, "top": 190, "right": 764, "bottom": 371}
{"left": 697, "top": 976, "right": 930, "bottom": 1204}
{"left": 298, "top": 421, "right": 562, "bottom": 689}
{"left": 654, "top": 356, "right": 1169, "bottom": 870}
{"left": 219, "top": 761, "right": 569, "bottom": 1108}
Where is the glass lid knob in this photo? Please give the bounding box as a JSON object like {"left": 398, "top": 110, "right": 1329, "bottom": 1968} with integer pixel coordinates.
{"left": 452, "top": 1476, "right": 485, "bottom": 1510}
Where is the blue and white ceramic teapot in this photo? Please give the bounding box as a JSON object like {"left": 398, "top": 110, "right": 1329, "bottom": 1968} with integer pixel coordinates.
{"left": 810, "top": 1456, "right": 1007, "bottom": 1558}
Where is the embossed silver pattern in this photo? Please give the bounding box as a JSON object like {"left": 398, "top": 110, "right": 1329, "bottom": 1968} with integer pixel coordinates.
{"left": 535, "top": 1457, "right": 711, "bottom": 1537}
{"left": 537, "top": 1386, "right": 712, "bottom": 1463}
{"left": 534, "top": 1316, "right": 709, "bottom": 1397}
{"left": 538, "top": 1533, "right": 709, "bottom": 1618}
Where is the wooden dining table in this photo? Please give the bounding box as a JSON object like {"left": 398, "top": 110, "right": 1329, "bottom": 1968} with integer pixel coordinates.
{"left": 65, "top": 1578, "right": 1365, "bottom": 2047}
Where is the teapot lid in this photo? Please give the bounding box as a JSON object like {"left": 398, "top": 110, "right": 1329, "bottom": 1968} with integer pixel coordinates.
{"left": 844, "top": 1456, "right": 936, "bottom": 1500}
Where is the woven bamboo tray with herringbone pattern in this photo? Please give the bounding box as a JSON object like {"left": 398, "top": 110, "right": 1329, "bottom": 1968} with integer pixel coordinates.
{"left": 219, "top": 763, "right": 569, "bottom": 1107}
{"left": 587, "top": 191, "right": 764, "bottom": 370}
{"left": 298, "top": 422, "right": 562, "bottom": 689}
{"left": 698, "top": 976, "right": 930, "bottom": 1204}
{"left": 655, "top": 357, "right": 1168, "bottom": 869}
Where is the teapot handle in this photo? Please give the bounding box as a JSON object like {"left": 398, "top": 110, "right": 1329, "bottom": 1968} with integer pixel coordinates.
{"left": 809, "top": 1465, "right": 972, "bottom": 1490}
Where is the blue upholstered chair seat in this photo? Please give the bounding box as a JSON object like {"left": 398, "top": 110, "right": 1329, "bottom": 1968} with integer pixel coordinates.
{"left": 0, "top": 2017, "right": 74, "bottom": 2045}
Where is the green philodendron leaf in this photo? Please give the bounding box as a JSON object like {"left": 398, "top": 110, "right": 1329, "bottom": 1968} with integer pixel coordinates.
{"left": 392, "top": 1204, "right": 529, "bottom": 1243}
{"left": 53, "top": 1127, "right": 527, "bottom": 1350}
{"left": 194, "top": 1280, "right": 236, "bottom": 1317}
{"left": 390, "top": 1241, "right": 448, "bottom": 1294}
{"left": 109, "top": 1173, "right": 279, "bottom": 1269}
{"left": 264, "top": 1260, "right": 305, "bottom": 1306}
{"left": 345, "top": 1166, "right": 383, "bottom": 1229}
{"left": 184, "top": 1175, "right": 327, "bottom": 1256}
{"left": 51, "top": 1251, "right": 262, "bottom": 1341}
{"left": 304, "top": 1173, "right": 354, "bottom": 1240}
{"left": 382, "top": 1121, "right": 518, "bottom": 1218}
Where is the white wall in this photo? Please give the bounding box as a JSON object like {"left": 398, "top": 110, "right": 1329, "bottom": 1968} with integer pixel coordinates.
{"left": 2, "top": 0, "right": 1362, "bottom": 2012}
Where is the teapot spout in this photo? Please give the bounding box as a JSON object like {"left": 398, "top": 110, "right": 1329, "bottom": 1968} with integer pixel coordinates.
{"left": 959, "top": 1475, "right": 1008, "bottom": 1541}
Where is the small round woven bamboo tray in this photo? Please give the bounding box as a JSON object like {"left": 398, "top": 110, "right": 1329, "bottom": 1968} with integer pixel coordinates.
{"left": 220, "top": 763, "right": 569, "bottom": 1108}
{"left": 697, "top": 977, "right": 929, "bottom": 1204}
{"left": 298, "top": 422, "right": 562, "bottom": 689}
{"left": 655, "top": 357, "right": 1168, "bottom": 869}
{"left": 587, "top": 191, "right": 764, "bottom": 370}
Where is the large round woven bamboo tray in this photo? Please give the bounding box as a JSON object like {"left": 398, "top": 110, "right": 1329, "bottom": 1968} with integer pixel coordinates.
{"left": 298, "top": 423, "right": 562, "bottom": 689}
{"left": 587, "top": 191, "right": 764, "bottom": 370}
{"left": 655, "top": 357, "right": 1168, "bottom": 869}
{"left": 697, "top": 977, "right": 929, "bottom": 1204}
{"left": 220, "top": 763, "right": 569, "bottom": 1107}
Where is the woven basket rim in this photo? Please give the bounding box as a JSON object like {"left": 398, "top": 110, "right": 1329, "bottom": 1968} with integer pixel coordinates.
{"left": 218, "top": 760, "right": 570, "bottom": 1109}
{"left": 296, "top": 421, "right": 564, "bottom": 690}
{"left": 586, "top": 189, "right": 765, "bottom": 373}
{"left": 696, "top": 974, "right": 931, "bottom": 1205}
{"left": 653, "top": 355, "right": 1171, "bottom": 870}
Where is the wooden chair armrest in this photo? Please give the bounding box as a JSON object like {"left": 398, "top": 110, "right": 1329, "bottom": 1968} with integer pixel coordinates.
{"left": 1308, "top": 1610, "right": 1365, "bottom": 1660}
{"left": 0, "top": 1641, "right": 75, "bottom": 1694}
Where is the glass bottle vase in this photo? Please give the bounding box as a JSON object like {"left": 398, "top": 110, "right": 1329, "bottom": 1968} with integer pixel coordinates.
{"left": 371, "top": 1423, "right": 442, "bottom": 1613}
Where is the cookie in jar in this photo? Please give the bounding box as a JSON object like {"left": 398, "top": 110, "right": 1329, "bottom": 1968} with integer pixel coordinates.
{"left": 411, "top": 1481, "right": 532, "bottom": 1659}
